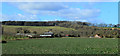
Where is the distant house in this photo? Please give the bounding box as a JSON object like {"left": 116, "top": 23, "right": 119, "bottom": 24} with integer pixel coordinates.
{"left": 16, "top": 33, "right": 35, "bottom": 37}
{"left": 94, "top": 34, "right": 101, "bottom": 38}
{"left": 66, "top": 34, "right": 69, "bottom": 37}
{"left": 44, "top": 31, "right": 53, "bottom": 35}
{"left": 39, "top": 31, "right": 54, "bottom": 38}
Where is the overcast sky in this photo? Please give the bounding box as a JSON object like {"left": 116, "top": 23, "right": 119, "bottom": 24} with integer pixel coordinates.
{"left": 1, "top": 2, "right": 118, "bottom": 24}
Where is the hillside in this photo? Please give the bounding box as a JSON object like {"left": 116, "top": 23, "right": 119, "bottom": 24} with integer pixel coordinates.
{"left": 2, "top": 25, "right": 76, "bottom": 36}
{"left": 2, "top": 24, "right": 119, "bottom": 38}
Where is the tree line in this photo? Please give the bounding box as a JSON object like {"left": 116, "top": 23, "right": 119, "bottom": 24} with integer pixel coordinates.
{"left": 2, "top": 21, "right": 120, "bottom": 27}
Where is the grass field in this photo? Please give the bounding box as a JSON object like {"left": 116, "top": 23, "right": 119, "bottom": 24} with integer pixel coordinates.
{"left": 2, "top": 38, "right": 118, "bottom": 54}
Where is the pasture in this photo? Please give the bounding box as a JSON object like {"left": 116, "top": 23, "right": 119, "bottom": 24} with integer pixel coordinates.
{"left": 2, "top": 38, "right": 118, "bottom": 54}
{"left": 2, "top": 25, "right": 76, "bottom": 35}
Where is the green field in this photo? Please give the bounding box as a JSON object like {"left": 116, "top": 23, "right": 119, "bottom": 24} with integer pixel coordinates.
{"left": 2, "top": 38, "right": 118, "bottom": 54}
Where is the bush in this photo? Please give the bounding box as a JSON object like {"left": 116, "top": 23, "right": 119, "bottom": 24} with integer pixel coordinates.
{"left": 33, "top": 31, "right": 37, "bottom": 34}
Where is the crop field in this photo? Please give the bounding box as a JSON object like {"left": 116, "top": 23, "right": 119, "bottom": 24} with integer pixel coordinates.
{"left": 2, "top": 38, "right": 118, "bottom": 54}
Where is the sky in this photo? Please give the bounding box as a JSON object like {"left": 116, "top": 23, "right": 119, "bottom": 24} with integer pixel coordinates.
{"left": 1, "top": 2, "right": 118, "bottom": 24}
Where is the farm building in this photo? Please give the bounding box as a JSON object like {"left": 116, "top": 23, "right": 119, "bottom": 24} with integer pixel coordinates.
{"left": 40, "top": 31, "right": 54, "bottom": 37}
{"left": 16, "top": 33, "right": 35, "bottom": 37}
{"left": 94, "top": 34, "right": 101, "bottom": 38}
{"left": 29, "top": 31, "right": 54, "bottom": 38}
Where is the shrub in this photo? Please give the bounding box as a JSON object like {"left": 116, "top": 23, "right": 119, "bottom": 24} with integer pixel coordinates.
{"left": 33, "top": 31, "right": 37, "bottom": 34}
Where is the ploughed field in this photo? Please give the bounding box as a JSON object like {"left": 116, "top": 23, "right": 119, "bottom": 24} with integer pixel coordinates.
{"left": 2, "top": 38, "right": 118, "bottom": 54}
